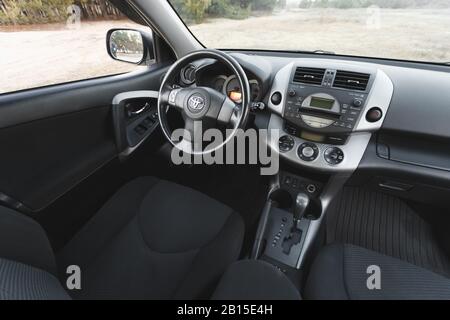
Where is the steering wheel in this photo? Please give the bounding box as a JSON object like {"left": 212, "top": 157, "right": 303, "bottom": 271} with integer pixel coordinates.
{"left": 158, "top": 49, "right": 250, "bottom": 155}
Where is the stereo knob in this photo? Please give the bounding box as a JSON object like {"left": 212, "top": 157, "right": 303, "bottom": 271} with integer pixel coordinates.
{"left": 324, "top": 147, "right": 344, "bottom": 165}
{"left": 271, "top": 92, "right": 282, "bottom": 105}
{"left": 288, "top": 89, "right": 296, "bottom": 97}
{"left": 353, "top": 98, "right": 363, "bottom": 107}
{"left": 297, "top": 143, "right": 319, "bottom": 162}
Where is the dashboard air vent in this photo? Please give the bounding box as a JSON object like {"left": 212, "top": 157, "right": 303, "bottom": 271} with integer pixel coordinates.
{"left": 180, "top": 64, "right": 196, "bottom": 85}
{"left": 333, "top": 70, "right": 370, "bottom": 91}
{"left": 293, "top": 67, "right": 326, "bottom": 85}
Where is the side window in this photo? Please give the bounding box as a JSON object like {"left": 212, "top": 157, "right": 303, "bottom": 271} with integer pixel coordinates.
{"left": 0, "top": 0, "right": 152, "bottom": 94}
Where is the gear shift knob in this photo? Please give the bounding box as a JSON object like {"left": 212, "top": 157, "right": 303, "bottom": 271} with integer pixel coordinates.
{"left": 293, "top": 192, "right": 310, "bottom": 223}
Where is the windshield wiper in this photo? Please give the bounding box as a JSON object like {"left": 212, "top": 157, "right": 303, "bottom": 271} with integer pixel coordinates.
{"left": 288, "top": 49, "right": 336, "bottom": 55}
{"left": 312, "top": 50, "right": 336, "bottom": 54}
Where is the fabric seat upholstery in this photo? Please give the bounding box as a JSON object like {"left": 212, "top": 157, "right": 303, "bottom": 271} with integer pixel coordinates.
{"left": 305, "top": 244, "right": 450, "bottom": 300}
{"left": 0, "top": 177, "right": 244, "bottom": 300}
{"left": 212, "top": 260, "right": 301, "bottom": 300}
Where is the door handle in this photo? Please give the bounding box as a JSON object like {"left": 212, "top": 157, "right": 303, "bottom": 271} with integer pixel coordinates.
{"left": 127, "top": 102, "right": 150, "bottom": 116}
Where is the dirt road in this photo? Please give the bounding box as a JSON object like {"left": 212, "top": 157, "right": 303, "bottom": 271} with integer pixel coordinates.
{"left": 1, "top": 8, "right": 449, "bottom": 94}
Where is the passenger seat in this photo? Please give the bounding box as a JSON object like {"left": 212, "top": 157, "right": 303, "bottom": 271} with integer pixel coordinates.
{"left": 305, "top": 244, "right": 450, "bottom": 300}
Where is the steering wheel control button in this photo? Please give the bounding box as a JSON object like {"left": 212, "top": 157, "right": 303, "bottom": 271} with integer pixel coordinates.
{"left": 366, "top": 107, "right": 383, "bottom": 122}
{"left": 324, "top": 147, "right": 344, "bottom": 165}
{"left": 279, "top": 135, "right": 295, "bottom": 152}
{"left": 297, "top": 143, "right": 319, "bottom": 162}
{"left": 271, "top": 92, "right": 282, "bottom": 105}
{"left": 168, "top": 89, "right": 179, "bottom": 105}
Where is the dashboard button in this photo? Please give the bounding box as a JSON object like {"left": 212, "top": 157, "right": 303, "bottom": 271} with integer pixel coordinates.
{"left": 302, "top": 146, "right": 314, "bottom": 158}
{"left": 324, "top": 147, "right": 344, "bottom": 165}
{"left": 366, "top": 107, "right": 383, "bottom": 122}
{"left": 297, "top": 143, "right": 319, "bottom": 162}
{"left": 271, "top": 92, "right": 282, "bottom": 105}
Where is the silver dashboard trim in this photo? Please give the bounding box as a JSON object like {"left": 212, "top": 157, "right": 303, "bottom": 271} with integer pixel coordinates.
{"left": 268, "top": 114, "right": 372, "bottom": 173}
{"left": 266, "top": 59, "right": 394, "bottom": 172}
{"left": 354, "top": 68, "right": 394, "bottom": 132}
{"left": 267, "top": 62, "right": 292, "bottom": 115}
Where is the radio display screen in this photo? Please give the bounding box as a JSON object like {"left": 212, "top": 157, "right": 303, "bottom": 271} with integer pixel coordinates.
{"left": 310, "top": 97, "right": 334, "bottom": 110}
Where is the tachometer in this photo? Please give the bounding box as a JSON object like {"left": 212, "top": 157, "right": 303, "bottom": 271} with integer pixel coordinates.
{"left": 212, "top": 75, "right": 227, "bottom": 92}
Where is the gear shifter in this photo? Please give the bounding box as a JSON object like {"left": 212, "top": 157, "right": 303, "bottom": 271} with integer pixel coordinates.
{"left": 282, "top": 192, "right": 310, "bottom": 255}
{"left": 293, "top": 192, "right": 310, "bottom": 226}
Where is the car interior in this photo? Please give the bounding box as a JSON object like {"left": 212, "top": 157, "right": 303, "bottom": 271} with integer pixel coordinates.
{"left": 1, "top": 0, "right": 450, "bottom": 300}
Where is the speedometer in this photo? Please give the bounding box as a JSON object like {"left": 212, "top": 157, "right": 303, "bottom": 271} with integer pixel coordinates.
{"left": 224, "top": 75, "right": 241, "bottom": 103}
{"left": 223, "top": 75, "right": 261, "bottom": 103}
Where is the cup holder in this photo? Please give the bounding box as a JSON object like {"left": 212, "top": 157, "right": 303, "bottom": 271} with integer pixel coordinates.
{"left": 269, "top": 189, "right": 293, "bottom": 210}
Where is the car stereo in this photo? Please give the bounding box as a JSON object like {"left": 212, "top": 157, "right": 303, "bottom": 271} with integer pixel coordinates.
{"left": 283, "top": 84, "right": 367, "bottom": 134}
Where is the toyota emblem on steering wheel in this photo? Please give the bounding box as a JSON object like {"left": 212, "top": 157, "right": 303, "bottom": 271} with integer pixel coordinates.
{"left": 188, "top": 95, "right": 205, "bottom": 112}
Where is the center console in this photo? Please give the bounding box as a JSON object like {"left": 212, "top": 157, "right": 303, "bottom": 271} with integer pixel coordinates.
{"left": 267, "top": 60, "right": 393, "bottom": 173}
{"left": 253, "top": 60, "right": 394, "bottom": 274}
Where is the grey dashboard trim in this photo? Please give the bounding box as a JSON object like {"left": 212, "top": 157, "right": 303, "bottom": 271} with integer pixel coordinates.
{"left": 297, "top": 173, "right": 351, "bottom": 268}
{"left": 354, "top": 68, "right": 394, "bottom": 132}
{"left": 112, "top": 90, "right": 159, "bottom": 158}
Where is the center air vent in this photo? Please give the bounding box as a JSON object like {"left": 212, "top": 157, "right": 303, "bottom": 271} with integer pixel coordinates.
{"left": 293, "top": 67, "right": 326, "bottom": 85}
{"left": 333, "top": 70, "right": 370, "bottom": 91}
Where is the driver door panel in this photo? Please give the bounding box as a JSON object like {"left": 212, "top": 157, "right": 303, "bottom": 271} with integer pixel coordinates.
{"left": 0, "top": 67, "right": 167, "bottom": 212}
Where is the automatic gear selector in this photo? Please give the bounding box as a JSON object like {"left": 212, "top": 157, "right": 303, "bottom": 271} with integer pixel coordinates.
{"left": 282, "top": 193, "right": 310, "bottom": 255}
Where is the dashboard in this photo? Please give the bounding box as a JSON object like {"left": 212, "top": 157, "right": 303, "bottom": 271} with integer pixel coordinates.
{"left": 175, "top": 52, "right": 450, "bottom": 205}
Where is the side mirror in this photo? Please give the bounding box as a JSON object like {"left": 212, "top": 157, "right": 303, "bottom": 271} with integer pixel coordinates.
{"left": 106, "top": 28, "right": 154, "bottom": 65}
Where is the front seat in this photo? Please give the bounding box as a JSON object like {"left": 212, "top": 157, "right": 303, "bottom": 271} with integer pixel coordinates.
{"left": 0, "top": 177, "right": 244, "bottom": 300}
{"left": 305, "top": 244, "right": 450, "bottom": 300}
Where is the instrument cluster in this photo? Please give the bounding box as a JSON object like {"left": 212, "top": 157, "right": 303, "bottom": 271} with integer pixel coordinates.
{"left": 211, "top": 75, "right": 261, "bottom": 103}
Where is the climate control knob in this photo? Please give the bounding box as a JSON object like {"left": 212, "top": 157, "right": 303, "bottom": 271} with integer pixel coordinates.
{"left": 324, "top": 147, "right": 344, "bottom": 165}
{"left": 297, "top": 143, "right": 319, "bottom": 162}
{"left": 279, "top": 135, "right": 295, "bottom": 152}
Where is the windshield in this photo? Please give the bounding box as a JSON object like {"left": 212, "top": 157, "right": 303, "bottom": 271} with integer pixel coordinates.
{"left": 168, "top": 0, "right": 450, "bottom": 64}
